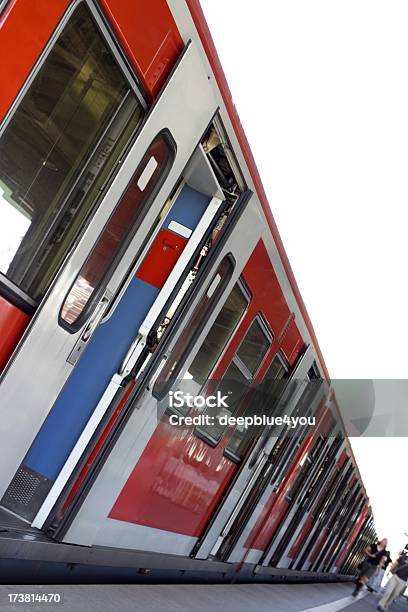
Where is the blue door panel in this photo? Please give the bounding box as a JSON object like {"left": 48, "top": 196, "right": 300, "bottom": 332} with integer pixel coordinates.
{"left": 23, "top": 186, "right": 212, "bottom": 481}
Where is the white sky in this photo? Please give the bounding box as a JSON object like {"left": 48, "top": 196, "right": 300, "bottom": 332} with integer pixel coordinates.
{"left": 200, "top": 0, "right": 408, "bottom": 557}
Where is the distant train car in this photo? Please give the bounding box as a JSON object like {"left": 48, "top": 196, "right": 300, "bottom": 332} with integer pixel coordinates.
{"left": 0, "top": 0, "right": 374, "bottom": 582}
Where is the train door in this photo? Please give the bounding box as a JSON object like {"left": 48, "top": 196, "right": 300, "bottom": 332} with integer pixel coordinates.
{"left": 0, "top": 8, "right": 222, "bottom": 509}
{"left": 44, "top": 236, "right": 305, "bottom": 554}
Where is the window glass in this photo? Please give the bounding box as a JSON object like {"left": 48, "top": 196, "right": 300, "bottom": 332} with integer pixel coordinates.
{"left": 0, "top": 4, "right": 145, "bottom": 302}
{"left": 186, "top": 282, "right": 249, "bottom": 387}
{"left": 225, "top": 354, "right": 289, "bottom": 461}
{"left": 195, "top": 362, "right": 249, "bottom": 443}
{"left": 236, "top": 318, "right": 270, "bottom": 375}
{"left": 153, "top": 256, "right": 236, "bottom": 400}
{"left": 61, "top": 132, "right": 174, "bottom": 328}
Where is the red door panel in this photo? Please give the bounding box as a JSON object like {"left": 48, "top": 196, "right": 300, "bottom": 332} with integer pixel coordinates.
{"left": 0, "top": 296, "right": 31, "bottom": 371}
{"left": 287, "top": 514, "right": 314, "bottom": 559}
{"left": 0, "top": 0, "right": 70, "bottom": 123}
{"left": 109, "top": 416, "right": 237, "bottom": 537}
{"left": 136, "top": 229, "right": 187, "bottom": 289}
{"left": 99, "top": 0, "right": 183, "bottom": 99}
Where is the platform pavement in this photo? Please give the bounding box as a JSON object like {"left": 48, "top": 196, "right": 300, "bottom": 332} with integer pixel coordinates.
{"left": 0, "top": 582, "right": 406, "bottom": 612}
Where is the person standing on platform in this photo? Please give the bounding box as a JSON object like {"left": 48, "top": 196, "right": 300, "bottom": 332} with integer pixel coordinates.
{"left": 353, "top": 538, "right": 388, "bottom": 597}
{"left": 377, "top": 550, "right": 408, "bottom": 611}
{"left": 368, "top": 548, "right": 392, "bottom": 592}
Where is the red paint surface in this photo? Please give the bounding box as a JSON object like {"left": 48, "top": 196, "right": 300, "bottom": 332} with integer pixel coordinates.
{"left": 109, "top": 415, "right": 237, "bottom": 536}
{"left": 99, "top": 0, "right": 183, "bottom": 99}
{"left": 308, "top": 526, "right": 329, "bottom": 564}
{"left": 288, "top": 514, "right": 314, "bottom": 559}
{"left": 212, "top": 241, "right": 303, "bottom": 379}
{"left": 109, "top": 241, "right": 305, "bottom": 537}
{"left": 0, "top": 296, "right": 31, "bottom": 371}
{"left": 136, "top": 229, "right": 187, "bottom": 289}
{"left": 0, "top": 0, "right": 70, "bottom": 123}
{"left": 1, "top": 0, "right": 183, "bottom": 127}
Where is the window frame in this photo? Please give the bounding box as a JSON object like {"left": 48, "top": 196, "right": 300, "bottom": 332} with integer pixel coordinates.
{"left": 223, "top": 350, "right": 290, "bottom": 463}
{"left": 161, "top": 276, "right": 251, "bottom": 419}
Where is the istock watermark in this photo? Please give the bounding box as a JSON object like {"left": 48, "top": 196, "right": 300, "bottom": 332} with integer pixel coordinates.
{"left": 168, "top": 390, "right": 230, "bottom": 409}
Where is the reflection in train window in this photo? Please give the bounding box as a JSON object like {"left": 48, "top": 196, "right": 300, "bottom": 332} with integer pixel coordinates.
{"left": 163, "top": 281, "right": 249, "bottom": 417}
{"left": 236, "top": 318, "right": 271, "bottom": 375}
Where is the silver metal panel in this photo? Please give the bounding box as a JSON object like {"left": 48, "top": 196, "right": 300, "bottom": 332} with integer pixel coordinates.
{"left": 63, "top": 199, "right": 261, "bottom": 548}
{"left": 91, "top": 519, "right": 198, "bottom": 556}
{"left": 0, "top": 41, "right": 218, "bottom": 499}
{"left": 226, "top": 370, "right": 326, "bottom": 566}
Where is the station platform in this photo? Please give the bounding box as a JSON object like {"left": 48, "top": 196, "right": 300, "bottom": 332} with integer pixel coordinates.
{"left": 0, "top": 582, "right": 406, "bottom": 612}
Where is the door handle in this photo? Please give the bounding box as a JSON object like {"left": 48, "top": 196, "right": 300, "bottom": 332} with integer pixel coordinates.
{"left": 81, "top": 290, "right": 112, "bottom": 341}
{"left": 66, "top": 289, "right": 113, "bottom": 365}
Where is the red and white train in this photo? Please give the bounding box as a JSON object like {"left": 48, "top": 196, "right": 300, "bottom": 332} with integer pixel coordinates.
{"left": 0, "top": 0, "right": 374, "bottom": 583}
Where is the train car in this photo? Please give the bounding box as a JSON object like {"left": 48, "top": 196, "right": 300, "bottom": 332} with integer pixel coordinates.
{"left": 0, "top": 0, "right": 375, "bottom": 583}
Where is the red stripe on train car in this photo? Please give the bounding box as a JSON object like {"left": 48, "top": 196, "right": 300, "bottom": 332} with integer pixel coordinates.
{"left": 99, "top": 0, "right": 183, "bottom": 99}
{"left": 0, "top": 0, "right": 70, "bottom": 123}
{"left": 287, "top": 513, "right": 315, "bottom": 560}
{"left": 308, "top": 526, "right": 330, "bottom": 565}
{"left": 0, "top": 297, "right": 31, "bottom": 372}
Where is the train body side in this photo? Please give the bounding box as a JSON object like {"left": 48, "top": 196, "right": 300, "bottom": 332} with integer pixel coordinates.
{"left": 0, "top": 0, "right": 374, "bottom": 581}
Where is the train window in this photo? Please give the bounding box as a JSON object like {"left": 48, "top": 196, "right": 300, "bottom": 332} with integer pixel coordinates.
{"left": 186, "top": 282, "right": 249, "bottom": 387}
{"left": 236, "top": 318, "right": 271, "bottom": 375}
{"left": 224, "top": 353, "right": 289, "bottom": 461}
{"left": 60, "top": 131, "right": 175, "bottom": 328}
{"left": 0, "top": 4, "right": 145, "bottom": 303}
{"left": 195, "top": 362, "right": 249, "bottom": 442}
{"left": 195, "top": 314, "right": 272, "bottom": 444}
{"left": 153, "top": 255, "right": 236, "bottom": 401}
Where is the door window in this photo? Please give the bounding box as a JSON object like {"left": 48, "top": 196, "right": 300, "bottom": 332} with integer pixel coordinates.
{"left": 195, "top": 315, "right": 272, "bottom": 444}
{"left": 225, "top": 353, "right": 289, "bottom": 461}
{"left": 60, "top": 131, "right": 175, "bottom": 329}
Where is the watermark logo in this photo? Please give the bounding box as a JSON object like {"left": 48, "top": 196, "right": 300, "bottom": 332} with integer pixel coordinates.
{"left": 169, "top": 390, "right": 230, "bottom": 409}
